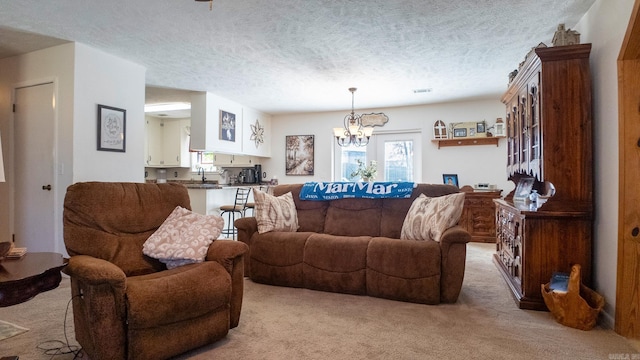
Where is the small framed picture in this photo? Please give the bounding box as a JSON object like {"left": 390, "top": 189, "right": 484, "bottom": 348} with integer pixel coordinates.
{"left": 219, "top": 110, "right": 236, "bottom": 142}
{"left": 443, "top": 174, "right": 459, "bottom": 187}
{"left": 469, "top": 128, "right": 476, "bottom": 137}
{"left": 514, "top": 177, "right": 535, "bottom": 201}
{"left": 477, "top": 122, "right": 486, "bottom": 133}
{"left": 97, "top": 104, "right": 126, "bottom": 152}
{"left": 453, "top": 128, "right": 467, "bottom": 138}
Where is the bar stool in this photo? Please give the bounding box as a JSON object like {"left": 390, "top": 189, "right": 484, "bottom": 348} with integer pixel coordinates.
{"left": 219, "top": 187, "right": 250, "bottom": 239}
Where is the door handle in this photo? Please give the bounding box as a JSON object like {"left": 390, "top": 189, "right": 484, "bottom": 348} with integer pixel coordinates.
{"left": 42, "top": 184, "right": 52, "bottom": 191}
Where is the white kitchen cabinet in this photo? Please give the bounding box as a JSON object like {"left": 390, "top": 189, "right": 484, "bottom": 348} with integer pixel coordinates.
{"left": 145, "top": 117, "right": 164, "bottom": 167}
{"left": 213, "top": 154, "right": 257, "bottom": 167}
{"left": 213, "top": 154, "right": 234, "bottom": 166}
{"left": 145, "top": 117, "right": 191, "bottom": 168}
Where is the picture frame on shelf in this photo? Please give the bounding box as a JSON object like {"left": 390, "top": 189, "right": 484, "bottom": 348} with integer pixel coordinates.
{"left": 513, "top": 177, "right": 535, "bottom": 202}
{"left": 285, "top": 135, "right": 314, "bottom": 176}
{"left": 453, "top": 128, "right": 467, "bottom": 138}
{"left": 443, "top": 174, "right": 459, "bottom": 187}
{"left": 477, "top": 121, "right": 486, "bottom": 133}
{"left": 97, "top": 104, "right": 126, "bottom": 152}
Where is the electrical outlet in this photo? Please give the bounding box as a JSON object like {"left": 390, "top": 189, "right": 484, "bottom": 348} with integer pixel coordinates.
{"left": 174, "top": 171, "right": 178, "bottom": 177}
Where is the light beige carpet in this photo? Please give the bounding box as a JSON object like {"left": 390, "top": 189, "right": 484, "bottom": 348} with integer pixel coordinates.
{"left": 0, "top": 243, "right": 637, "bottom": 359}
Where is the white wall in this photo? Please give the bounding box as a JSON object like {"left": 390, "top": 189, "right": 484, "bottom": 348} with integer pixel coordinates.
{"left": 0, "top": 42, "right": 146, "bottom": 254}
{"left": 266, "top": 98, "right": 511, "bottom": 193}
{"left": 73, "top": 43, "right": 146, "bottom": 182}
{"left": 574, "top": 0, "right": 635, "bottom": 328}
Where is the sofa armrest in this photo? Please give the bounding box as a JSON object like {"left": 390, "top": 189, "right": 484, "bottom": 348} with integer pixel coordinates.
{"left": 439, "top": 225, "right": 470, "bottom": 303}
{"left": 63, "top": 255, "right": 126, "bottom": 288}
{"left": 235, "top": 216, "right": 258, "bottom": 247}
{"left": 439, "top": 225, "right": 471, "bottom": 245}
{"left": 63, "top": 255, "right": 128, "bottom": 358}
{"left": 205, "top": 239, "right": 249, "bottom": 328}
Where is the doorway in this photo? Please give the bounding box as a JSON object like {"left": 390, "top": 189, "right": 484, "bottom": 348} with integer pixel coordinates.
{"left": 13, "top": 82, "right": 56, "bottom": 252}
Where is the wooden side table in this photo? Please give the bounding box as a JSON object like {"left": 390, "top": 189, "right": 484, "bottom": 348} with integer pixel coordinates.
{"left": 0, "top": 252, "right": 66, "bottom": 307}
{"left": 460, "top": 186, "right": 502, "bottom": 243}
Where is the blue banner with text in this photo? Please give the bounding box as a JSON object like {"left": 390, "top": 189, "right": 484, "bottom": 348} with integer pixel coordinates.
{"left": 300, "top": 182, "right": 416, "bottom": 201}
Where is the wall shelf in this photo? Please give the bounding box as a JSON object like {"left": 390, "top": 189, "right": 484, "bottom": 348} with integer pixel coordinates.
{"left": 431, "top": 137, "right": 502, "bottom": 149}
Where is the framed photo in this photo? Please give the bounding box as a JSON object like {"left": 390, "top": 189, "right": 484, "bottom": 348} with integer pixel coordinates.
{"left": 285, "top": 135, "right": 314, "bottom": 175}
{"left": 443, "top": 174, "right": 459, "bottom": 187}
{"left": 477, "top": 121, "right": 486, "bottom": 133}
{"left": 514, "top": 177, "right": 535, "bottom": 201}
{"left": 453, "top": 128, "right": 467, "bottom": 138}
{"left": 219, "top": 110, "right": 236, "bottom": 142}
{"left": 469, "top": 128, "right": 476, "bottom": 137}
{"left": 97, "top": 104, "right": 126, "bottom": 152}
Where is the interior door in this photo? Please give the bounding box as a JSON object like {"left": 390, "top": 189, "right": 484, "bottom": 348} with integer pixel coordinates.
{"left": 14, "top": 83, "right": 55, "bottom": 252}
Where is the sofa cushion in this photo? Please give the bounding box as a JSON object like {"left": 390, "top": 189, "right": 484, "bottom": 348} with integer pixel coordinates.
{"left": 303, "top": 234, "right": 370, "bottom": 294}
{"left": 400, "top": 192, "right": 465, "bottom": 241}
{"left": 367, "top": 237, "right": 442, "bottom": 304}
{"left": 324, "top": 198, "right": 382, "bottom": 236}
{"left": 143, "top": 206, "right": 224, "bottom": 269}
{"left": 249, "top": 231, "right": 314, "bottom": 287}
{"left": 274, "top": 184, "right": 328, "bottom": 232}
{"left": 126, "top": 261, "right": 231, "bottom": 329}
{"left": 254, "top": 189, "right": 299, "bottom": 233}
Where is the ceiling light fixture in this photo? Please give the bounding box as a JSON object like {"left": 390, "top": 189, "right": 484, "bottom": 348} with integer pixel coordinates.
{"left": 144, "top": 102, "right": 191, "bottom": 113}
{"left": 195, "top": 0, "right": 213, "bottom": 11}
{"left": 333, "top": 88, "right": 373, "bottom": 147}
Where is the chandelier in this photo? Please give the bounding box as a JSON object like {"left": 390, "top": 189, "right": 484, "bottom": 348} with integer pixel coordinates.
{"left": 333, "top": 88, "right": 373, "bottom": 147}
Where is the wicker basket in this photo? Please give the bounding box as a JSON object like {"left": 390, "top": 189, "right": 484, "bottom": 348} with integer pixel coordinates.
{"left": 541, "top": 264, "right": 604, "bottom": 331}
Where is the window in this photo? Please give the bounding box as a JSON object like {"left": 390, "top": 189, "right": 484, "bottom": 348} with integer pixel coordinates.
{"left": 339, "top": 145, "right": 367, "bottom": 181}
{"left": 383, "top": 140, "right": 414, "bottom": 182}
{"left": 190, "top": 152, "right": 216, "bottom": 172}
{"left": 333, "top": 130, "right": 421, "bottom": 182}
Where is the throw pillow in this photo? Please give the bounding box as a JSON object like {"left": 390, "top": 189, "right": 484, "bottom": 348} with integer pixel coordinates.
{"left": 143, "top": 206, "right": 224, "bottom": 269}
{"left": 400, "top": 192, "right": 465, "bottom": 242}
{"left": 253, "top": 189, "right": 299, "bottom": 233}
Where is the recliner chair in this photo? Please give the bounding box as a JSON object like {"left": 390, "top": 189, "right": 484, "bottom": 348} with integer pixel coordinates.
{"left": 62, "top": 182, "right": 247, "bottom": 360}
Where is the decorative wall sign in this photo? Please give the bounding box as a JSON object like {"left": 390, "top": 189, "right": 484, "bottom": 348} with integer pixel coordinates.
{"left": 219, "top": 110, "right": 236, "bottom": 142}
{"left": 285, "top": 135, "right": 314, "bottom": 176}
{"left": 250, "top": 119, "right": 264, "bottom": 148}
{"left": 361, "top": 113, "right": 389, "bottom": 127}
{"left": 97, "top": 104, "right": 126, "bottom": 152}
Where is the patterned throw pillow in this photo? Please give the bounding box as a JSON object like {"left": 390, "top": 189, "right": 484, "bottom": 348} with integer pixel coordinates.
{"left": 254, "top": 189, "right": 299, "bottom": 233}
{"left": 143, "top": 206, "right": 224, "bottom": 269}
{"left": 400, "top": 192, "right": 465, "bottom": 242}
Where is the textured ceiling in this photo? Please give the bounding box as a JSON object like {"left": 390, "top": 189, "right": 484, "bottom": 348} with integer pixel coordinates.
{"left": 0, "top": 0, "right": 595, "bottom": 114}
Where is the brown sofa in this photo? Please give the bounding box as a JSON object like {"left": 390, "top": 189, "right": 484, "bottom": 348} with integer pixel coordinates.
{"left": 63, "top": 182, "right": 248, "bottom": 360}
{"left": 235, "top": 183, "right": 470, "bottom": 304}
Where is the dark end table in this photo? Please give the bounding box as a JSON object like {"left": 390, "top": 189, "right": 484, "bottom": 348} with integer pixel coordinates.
{"left": 0, "top": 252, "right": 66, "bottom": 307}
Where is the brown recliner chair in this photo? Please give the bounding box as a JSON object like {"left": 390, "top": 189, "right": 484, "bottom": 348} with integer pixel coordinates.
{"left": 63, "top": 182, "right": 248, "bottom": 360}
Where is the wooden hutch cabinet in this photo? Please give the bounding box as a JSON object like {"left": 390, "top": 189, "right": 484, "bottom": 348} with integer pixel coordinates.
{"left": 494, "top": 44, "right": 593, "bottom": 310}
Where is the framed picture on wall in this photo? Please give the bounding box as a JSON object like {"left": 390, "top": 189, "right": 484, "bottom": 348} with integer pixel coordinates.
{"left": 97, "top": 104, "right": 126, "bottom": 152}
{"left": 219, "top": 110, "right": 236, "bottom": 142}
{"left": 285, "top": 135, "right": 314, "bottom": 175}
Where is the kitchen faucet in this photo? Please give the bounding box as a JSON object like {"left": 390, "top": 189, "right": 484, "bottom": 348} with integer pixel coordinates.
{"left": 198, "top": 167, "right": 206, "bottom": 183}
